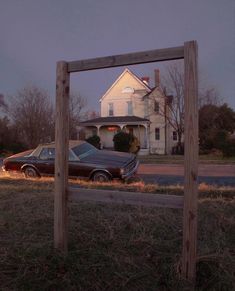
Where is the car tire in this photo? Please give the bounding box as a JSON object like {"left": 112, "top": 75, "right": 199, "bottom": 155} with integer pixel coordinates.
{"left": 92, "top": 171, "right": 110, "bottom": 182}
{"left": 24, "top": 167, "right": 39, "bottom": 178}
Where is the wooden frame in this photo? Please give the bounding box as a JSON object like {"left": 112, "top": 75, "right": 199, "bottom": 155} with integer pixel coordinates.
{"left": 69, "top": 188, "right": 184, "bottom": 209}
{"left": 54, "top": 41, "right": 198, "bottom": 282}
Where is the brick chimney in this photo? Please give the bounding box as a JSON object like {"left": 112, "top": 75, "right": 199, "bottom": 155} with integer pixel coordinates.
{"left": 141, "top": 76, "right": 150, "bottom": 86}
{"left": 154, "top": 69, "right": 160, "bottom": 87}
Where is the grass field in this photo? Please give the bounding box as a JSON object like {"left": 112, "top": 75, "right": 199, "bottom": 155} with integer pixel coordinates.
{"left": 0, "top": 175, "right": 234, "bottom": 290}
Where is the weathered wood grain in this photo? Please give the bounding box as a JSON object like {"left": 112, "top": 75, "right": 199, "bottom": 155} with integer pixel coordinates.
{"left": 68, "top": 187, "right": 184, "bottom": 209}
{"left": 68, "top": 46, "right": 184, "bottom": 72}
{"left": 182, "top": 40, "right": 199, "bottom": 282}
{"left": 54, "top": 61, "right": 70, "bottom": 253}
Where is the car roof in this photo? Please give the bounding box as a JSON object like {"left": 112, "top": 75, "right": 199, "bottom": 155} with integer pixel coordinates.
{"left": 30, "top": 140, "right": 86, "bottom": 156}
{"left": 40, "top": 140, "right": 86, "bottom": 149}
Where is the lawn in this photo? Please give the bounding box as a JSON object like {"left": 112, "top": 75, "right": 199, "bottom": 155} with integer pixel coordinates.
{"left": 0, "top": 176, "right": 234, "bottom": 290}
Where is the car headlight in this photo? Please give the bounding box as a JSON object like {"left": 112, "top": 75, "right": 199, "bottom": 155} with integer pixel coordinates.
{"left": 120, "top": 168, "right": 125, "bottom": 175}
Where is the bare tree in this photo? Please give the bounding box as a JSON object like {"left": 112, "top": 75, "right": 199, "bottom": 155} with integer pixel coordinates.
{"left": 0, "top": 116, "right": 9, "bottom": 149}
{"left": 69, "top": 92, "right": 87, "bottom": 139}
{"left": 161, "top": 62, "right": 185, "bottom": 147}
{"left": 160, "top": 62, "right": 222, "bottom": 147}
{"left": 8, "top": 86, "right": 54, "bottom": 148}
{"left": 198, "top": 88, "right": 221, "bottom": 108}
{"left": 0, "top": 94, "right": 7, "bottom": 111}
{"left": 83, "top": 110, "right": 100, "bottom": 121}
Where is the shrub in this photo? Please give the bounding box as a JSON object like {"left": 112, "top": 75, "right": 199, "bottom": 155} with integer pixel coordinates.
{"left": 86, "top": 135, "right": 101, "bottom": 149}
{"left": 113, "top": 131, "right": 131, "bottom": 152}
{"left": 221, "top": 138, "right": 235, "bottom": 157}
{"left": 213, "top": 130, "right": 235, "bottom": 157}
{"left": 171, "top": 142, "right": 184, "bottom": 155}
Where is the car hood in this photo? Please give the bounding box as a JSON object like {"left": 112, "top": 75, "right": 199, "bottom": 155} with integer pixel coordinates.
{"left": 3, "top": 149, "right": 34, "bottom": 161}
{"left": 80, "top": 150, "right": 135, "bottom": 167}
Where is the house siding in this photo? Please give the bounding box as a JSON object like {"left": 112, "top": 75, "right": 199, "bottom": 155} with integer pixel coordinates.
{"left": 101, "top": 69, "right": 149, "bottom": 117}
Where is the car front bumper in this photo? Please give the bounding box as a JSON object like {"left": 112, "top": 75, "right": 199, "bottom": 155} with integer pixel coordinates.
{"left": 121, "top": 160, "right": 139, "bottom": 180}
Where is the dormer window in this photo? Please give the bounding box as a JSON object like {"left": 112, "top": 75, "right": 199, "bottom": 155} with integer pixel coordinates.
{"left": 122, "top": 87, "right": 134, "bottom": 93}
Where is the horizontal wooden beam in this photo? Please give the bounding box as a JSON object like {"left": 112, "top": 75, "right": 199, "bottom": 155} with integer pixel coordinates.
{"left": 68, "top": 46, "right": 184, "bottom": 72}
{"left": 68, "top": 187, "right": 183, "bottom": 209}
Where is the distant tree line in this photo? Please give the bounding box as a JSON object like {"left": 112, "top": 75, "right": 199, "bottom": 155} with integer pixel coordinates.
{"left": 199, "top": 103, "right": 235, "bottom": 156}
{"left": 0, "top": 86, "right": 96, "bottom": 156}
{"left": 157, "top": 62, "right": 235, "bottom": 156}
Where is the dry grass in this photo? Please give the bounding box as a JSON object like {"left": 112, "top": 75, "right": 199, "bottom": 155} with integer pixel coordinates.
{"left": 0, "top": 175, "right": 234, "bottom": 290}
{"left": 1, "top": 171, "right": 234, "bottom": 198}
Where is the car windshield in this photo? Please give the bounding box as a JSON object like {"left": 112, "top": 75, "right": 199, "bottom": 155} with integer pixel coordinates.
{"left": 72, "top": 142, "right": 98, "bottom": 159}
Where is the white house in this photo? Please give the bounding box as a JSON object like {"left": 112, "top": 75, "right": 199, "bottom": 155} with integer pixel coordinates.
{"left": 79, "top": 68, "right": 178, "bottom": 154}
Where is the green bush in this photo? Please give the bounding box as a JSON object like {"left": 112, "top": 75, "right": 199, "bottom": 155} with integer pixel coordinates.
{"left": 113, "top": 131, "right": 131, "bottom": 152}
{"left": 220, "top": 139, "right": 235, "bottom": 157}
{"left": 86, "top": 135, "right": 101, "bottom": 149}
{"left": 213, "top": 130, "right": 235, "bottom": 157}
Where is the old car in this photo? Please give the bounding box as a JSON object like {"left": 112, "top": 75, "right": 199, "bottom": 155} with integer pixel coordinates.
{"left": 2, "top": 140, "right": 139, "bottom": 182}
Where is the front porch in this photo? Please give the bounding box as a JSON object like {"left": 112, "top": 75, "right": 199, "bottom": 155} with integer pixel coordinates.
{"left": 78, "top": 116, "right": 150, "bottom": 154}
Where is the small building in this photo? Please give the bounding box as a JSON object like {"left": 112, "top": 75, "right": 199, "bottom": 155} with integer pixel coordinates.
{"left": 79, "top": 68, "right": 178, "bottom": 154}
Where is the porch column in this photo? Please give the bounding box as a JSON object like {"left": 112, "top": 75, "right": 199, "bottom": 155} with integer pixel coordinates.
{"left": 119, "top": 124, "right": 126, "bottom": 131}
{"left": 96, "top": 125, "right": 101, "bottom": 135}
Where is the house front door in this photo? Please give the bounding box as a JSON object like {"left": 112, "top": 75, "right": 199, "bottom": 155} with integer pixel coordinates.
{"left": 100, "top": 126, "right": 119, "bottom": 149}
{"left": 105, "top": 131, "right": 115, "bottom": 148}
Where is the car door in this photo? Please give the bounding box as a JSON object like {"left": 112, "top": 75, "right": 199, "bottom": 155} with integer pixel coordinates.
{"left": 67, "top": 150, "right": 92, "bottom": 178}
{"left": 68, "top": 160, "right": 94, "bottom": 178}
{"left": 36, "top": 147, "right": 55, "bottom": 175}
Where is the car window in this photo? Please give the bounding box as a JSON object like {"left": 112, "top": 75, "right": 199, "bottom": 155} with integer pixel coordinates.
{"left": 72, "top": 143, "right": 98, "bottom": 159}
{"left": 69, "top": 150, "right": 79, "bottom": 161}
{"left": 39, "top": 148, "right": 55, "bottom": 160}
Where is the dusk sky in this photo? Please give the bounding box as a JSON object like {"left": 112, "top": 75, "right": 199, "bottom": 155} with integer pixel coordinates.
{"left": 1, "top": 0, "right": 234, "bottom": 111}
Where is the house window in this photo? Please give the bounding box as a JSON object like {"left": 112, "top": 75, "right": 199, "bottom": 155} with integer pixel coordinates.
{"left": 173, "top": 131, "right": 177, "bottom": 141}
{"left": 154, "top": 101, "right": 160, "bottom": 113}
{"left": 155, "top": 128, "right": 160, "bottom": 140}
{"left": 127, "top": 101, "right": 133, "bottom": 116}
{"left": 108, "top": 103, "right": 114, "bottom": 116}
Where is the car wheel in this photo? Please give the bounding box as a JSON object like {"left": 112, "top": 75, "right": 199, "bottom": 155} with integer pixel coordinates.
{"left": 93, "top": 171, "right": 110, "bottom": 182}
{"left": 24, "top": 167, "right": 39, "bottom": 178}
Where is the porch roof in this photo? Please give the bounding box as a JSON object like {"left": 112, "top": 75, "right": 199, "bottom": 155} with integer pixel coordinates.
{"left": 80, "top": 115, "right": 150, "bottom": 126}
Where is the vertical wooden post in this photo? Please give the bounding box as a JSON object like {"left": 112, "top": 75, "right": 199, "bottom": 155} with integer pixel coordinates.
{"left": 54, "top": 61, "right": 70, "bottom": 253}
{"left": 182, "top": 41, "right": 198, "bottom": 282}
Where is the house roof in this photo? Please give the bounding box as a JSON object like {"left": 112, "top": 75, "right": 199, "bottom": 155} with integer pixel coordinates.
{"left": 142, "top": 86, "right": 158, "bottom": 98}
{"left": 80, "top": 115, "right": 150, "bottom": 126}
{"left": 142, "top": 85, "right": 166, "bottom": 98}
{"left": 99, "top": 68, "right": 151, "bottom": 102}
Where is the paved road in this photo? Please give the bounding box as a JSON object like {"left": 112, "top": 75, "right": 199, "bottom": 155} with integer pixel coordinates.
{"left": 137, "top": 164, "right": 235, "bottom": 186}
{"left": 1, "top": 158, "right": 234, "bottom": 186}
